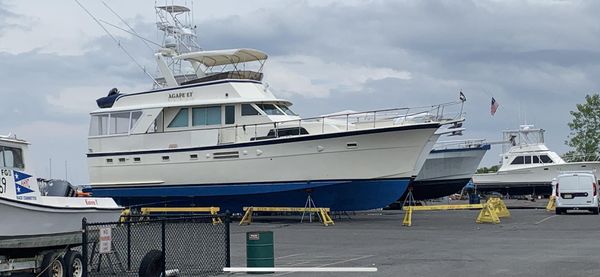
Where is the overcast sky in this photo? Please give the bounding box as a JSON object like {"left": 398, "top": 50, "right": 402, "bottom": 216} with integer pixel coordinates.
{"left": 1, "top": 0, "right": 599, "bottom": 184}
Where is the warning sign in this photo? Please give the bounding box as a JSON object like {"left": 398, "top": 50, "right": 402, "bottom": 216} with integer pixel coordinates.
{"left": 99, "top": 227, "right": 112, "bottom": 254}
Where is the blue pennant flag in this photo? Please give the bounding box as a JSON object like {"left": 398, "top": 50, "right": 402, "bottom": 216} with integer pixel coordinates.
{"left": 16, "top": 183, "right": 34, "bottom": 195}
{"left": 14, "top": 171, "right": 32, "bottom": 182}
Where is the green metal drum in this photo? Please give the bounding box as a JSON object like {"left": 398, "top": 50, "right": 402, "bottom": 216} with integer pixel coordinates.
{"left": 246, "top": 231, "right": 274, "bottom": 272}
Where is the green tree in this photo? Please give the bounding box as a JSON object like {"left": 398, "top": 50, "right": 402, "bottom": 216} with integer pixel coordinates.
{"left": 566, "top": 94, "right": 600, "bottom": 160}
{"left": 476, "top": 165, "right": 499, "bottom": 174}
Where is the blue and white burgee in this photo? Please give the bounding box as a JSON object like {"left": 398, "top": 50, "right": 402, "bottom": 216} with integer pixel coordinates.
{"left": 13, "top": 170, "right": 34, "bottom": 195}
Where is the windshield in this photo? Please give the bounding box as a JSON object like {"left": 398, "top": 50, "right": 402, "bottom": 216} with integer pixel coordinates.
{"left": 278, "top": 105, "right": 297, "bottom": 116}
{"left": 256, "top": 104, "right": 284, "bottom": 115}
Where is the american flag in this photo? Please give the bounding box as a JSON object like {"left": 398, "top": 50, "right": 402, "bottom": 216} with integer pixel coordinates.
{"left": 491, "top": 97, "right": 499, "bottom": 115}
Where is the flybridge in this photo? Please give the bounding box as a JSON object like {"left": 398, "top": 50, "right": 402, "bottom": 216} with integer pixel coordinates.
{"left": 156, "top": 48, "right": 268, "bottom": 88}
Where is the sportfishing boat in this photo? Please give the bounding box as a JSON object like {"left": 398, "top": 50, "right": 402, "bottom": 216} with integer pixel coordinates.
{"left": 403, "top": 139, "right": 490, "bottom": 201}
{"left": 472, "top": 125, "right": 600, "bottom": 196}
{"left": 84, "top": 4, "right": 464, "bottom": 212}
{"left": 0, "top": 135, "right": 121, "bottom": 240}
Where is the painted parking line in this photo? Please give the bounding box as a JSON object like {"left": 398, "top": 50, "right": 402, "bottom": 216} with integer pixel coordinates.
{"left": 274, "top": 255, "right": 375, "bottom": 276}
{"left": 276, "top": 253, "right": 305, "bottom": 260}
{"left": 535, "top": 215, "right": 558, "bottom": 225}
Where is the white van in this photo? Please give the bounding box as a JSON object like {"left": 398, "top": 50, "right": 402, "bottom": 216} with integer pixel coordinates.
{"left": 555, "top": 172, "right": 600, "bottom": 214}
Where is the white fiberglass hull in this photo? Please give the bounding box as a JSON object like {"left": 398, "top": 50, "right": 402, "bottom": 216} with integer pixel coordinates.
{"left": 404, "top": 144, "right": 489, "bottom": 200}
{"left": 472, "top": 161, "right": 600, "bottom": 195}
{"left": 89, "top": 124, "right": 438, "bottom": 186}
{"left": 0, "top": 197, "right": 122, "bottom": 238}
{"left": 87, "top": 123, "right": 440, "bottom": 211}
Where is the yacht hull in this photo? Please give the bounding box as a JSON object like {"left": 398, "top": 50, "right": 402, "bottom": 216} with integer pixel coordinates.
{"left": 473, "top": 162, "right": 600, "bottom": 196}
{"left": 401, "top": 144, "right": 489, "bottom": 200}
{"left": 87, "top": 124, "right": 439, "bottom": 211}
{"left": 89, "top": 178, "right": 410, "bottom": 212}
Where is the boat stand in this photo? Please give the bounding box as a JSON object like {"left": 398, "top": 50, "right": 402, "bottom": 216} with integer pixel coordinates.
{"left": 301, "top": 193, "right": 320, "bottom": 223}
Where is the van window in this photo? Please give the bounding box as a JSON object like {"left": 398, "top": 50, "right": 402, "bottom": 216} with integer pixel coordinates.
{"left": 559, "top": 175, "right": 594, "bottom": 191}
{"left": 511, "top": 156, "right": 524, "bottom": 165}
{"left": 169, "top": 108, "right": 189, "bottom": 128}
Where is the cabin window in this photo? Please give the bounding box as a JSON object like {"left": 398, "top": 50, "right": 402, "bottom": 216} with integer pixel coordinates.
{"left": 0, "top": 146, "right": 24, "bottom": 169}
{"left": 168, "top": 108, "right": 189, "bottom": 128}
{"left": 241, "top": 104, "right": 260, "bottom": 116}
{"left": 511, "top": 156, "right": 525, "bottom": 165}
{"left": 225, "top": 105, "right": 235, "bottom": 124}
{"left": 532, "top": 156, "right": 540, "bottom": 163}
{"left": 90, "top": 111, "right": 142, "bottom": 136}
{"left": 192, "top": 106, "right": 221, "bottom": 126}
{"left": 110, "top": 112, "right": 131, "bottom": 134}
{"left": 278, "top": 105, "right": 298, "bottom": 116}
{"left": 131, "top": 111, "right": 143, "bottom": 129}
{"left": 89, "top": 114, "right": 109, "bottom": 136}
{"left": 524, "top": 156, "right": 531, "bottom": 164}
{"left": 256, "top": 104, "right": 284, "bottom": 115}
{"left": 540, "top": 155, "right": 553, "bottom": 163}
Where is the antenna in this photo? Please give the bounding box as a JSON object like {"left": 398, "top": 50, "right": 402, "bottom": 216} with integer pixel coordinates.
{"left": 102, "top": 1, "right": 157, "bottom": 53}
{"left": 74, "top": 0, "right": 162, "bottom": 88}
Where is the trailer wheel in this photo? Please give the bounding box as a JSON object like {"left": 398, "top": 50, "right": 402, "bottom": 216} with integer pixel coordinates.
{"left": 139, "top": 249, "right": 163, "bottom": 277}
{"left": 40, "top": 252, "right": 65, "bottom": 277}
{"left": 64, "top": 250, "right": 83, "bottom": 277}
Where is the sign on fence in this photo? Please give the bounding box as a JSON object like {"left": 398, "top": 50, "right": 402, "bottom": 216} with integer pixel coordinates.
{"left": 99, "top": 227, "right": 112, "bottom": 254}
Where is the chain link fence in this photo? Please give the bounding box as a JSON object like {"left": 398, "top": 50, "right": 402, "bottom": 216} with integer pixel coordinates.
{"left": 81, "top": 213, "right": 230, "bottom": 277}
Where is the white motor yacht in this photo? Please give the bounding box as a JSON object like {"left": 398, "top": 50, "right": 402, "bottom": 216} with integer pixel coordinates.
{"left": 472, "top": 125, "right": 600, "bottom": 196}
{"left": 404, "top": 139, "right": 490, "bottom": 200}
{"left": 84, "top": 4, "right": 464, "bottom": 212}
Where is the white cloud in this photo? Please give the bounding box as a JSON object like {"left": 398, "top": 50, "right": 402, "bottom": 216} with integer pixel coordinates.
{"left": 265, "top": 55, "right": 411, "bottom": 98}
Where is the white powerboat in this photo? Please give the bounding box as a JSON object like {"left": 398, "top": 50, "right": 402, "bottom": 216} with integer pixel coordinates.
{"left": 84, "top": 4, "right": 465, "bottom": 212}
{"left": 0, "top": 135, "right": 122, "bottom": 241}
{"left": 404, "top": 139, "right": 490, "bottom": 200}
{"left": 472, "top": 125, "right": 600, "bottom": 196}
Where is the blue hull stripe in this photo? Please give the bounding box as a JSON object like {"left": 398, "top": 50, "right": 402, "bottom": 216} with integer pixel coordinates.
{"left": 89, "top": 178, "right": 410, "bottom": 212}
{"left": 87, "top": 123, "right": 440, "bottom": 157}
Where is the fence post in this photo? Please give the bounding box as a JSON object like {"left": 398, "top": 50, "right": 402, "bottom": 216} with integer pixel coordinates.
{"left": 161, "top": 220, "right": 166, "bottom": 277}
{"left": 81, "top": 217, "right": 88, "bottom": 277}
{"left": 225, "top": 210, "right": 231, "bottom": 268}
{"left": 127, "top": 216, "right": 131, "bottom": 271}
